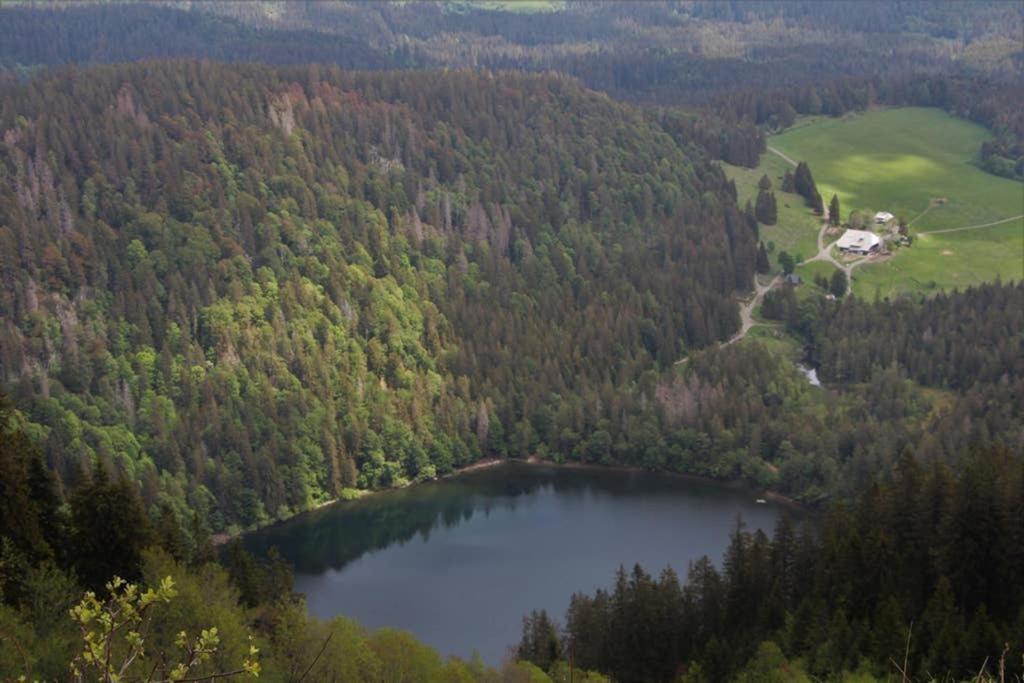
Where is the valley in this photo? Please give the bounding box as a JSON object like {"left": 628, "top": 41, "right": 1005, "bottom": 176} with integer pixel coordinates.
{"left": 0, "top": 3, "right": 1021, "bottom": 682}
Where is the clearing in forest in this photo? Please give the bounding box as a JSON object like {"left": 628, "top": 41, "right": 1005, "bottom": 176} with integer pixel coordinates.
{"left": 721, "top": 155, "right": 821, "bottom": 269}
{"left": 769, "top": 107, "right": 1022, "bottom": 231}
{"left": 764, "top": 107, "right": 1023, "bottom": 297}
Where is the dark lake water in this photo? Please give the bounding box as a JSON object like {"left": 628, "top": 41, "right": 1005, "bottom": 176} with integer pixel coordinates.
{"left": 244, "top": 462, "right": 789, "bottom": 665}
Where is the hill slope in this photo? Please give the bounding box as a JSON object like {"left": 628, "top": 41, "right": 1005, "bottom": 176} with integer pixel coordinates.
{"left": 0, "top": 62, "right": 755, "bottom": 531}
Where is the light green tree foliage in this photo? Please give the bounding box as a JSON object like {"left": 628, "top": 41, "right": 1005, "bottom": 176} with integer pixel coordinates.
{"left": 67, "top": 573, "right": 259, "bottom": 683}
{"left": 139, "top": 550, "right": 258, "bottom": 680}
{"left": 547, "top": 661, "right": 611, "bottom": 682}
{"left": 734, "top": 641, "right": 811, "bottom": 683}
{"left": 512, "top": 661, "right": 553, "bottom": 682}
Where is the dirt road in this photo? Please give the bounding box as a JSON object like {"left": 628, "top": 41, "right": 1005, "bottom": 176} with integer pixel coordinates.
{"left": 724, "top": 274, "right": 781, "bottom": 346}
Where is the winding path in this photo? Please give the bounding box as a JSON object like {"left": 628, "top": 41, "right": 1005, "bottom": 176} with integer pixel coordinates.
{"left": 724, "top": 274, "right": 781, "bottom": 347}
{"left": 766, "top": 145, "right": 798, "bottom": 167}
{"left": 917, "top": 214, "right": 1023, "bottom": 236}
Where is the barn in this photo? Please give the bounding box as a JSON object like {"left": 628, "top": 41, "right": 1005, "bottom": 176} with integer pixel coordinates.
{"left": 836, "top": 229, "right": 881, "bottom": 255}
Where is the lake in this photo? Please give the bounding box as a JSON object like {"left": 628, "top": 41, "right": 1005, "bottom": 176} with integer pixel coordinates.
{"left": 243, "top": 462, "right": 790, "bottom": 665}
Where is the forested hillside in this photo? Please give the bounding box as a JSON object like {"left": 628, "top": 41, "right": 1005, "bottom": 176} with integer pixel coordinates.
{"left": 3, "top": 2, "right": 1020, "bottom": 177}
{"left": 0, "top": 62, "right": 757, "bottom": 532}
{"left": 0, "top": 4, "right": 397, "bottom": 71}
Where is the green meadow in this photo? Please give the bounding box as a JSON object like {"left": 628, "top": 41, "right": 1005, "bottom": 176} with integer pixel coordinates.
{"left": 745, "top": 107, "right": 1024, "bottom": 297}
{"left": 851, "top": 218, "right": 1024, "bottom": 299}
{"left": 768, "top": 107, "right": 1023, "bottom": 232}
{"left": 445, "top": 1, "right": 563, "bottom": 12}
{"left": 721, "top": 155, "right": 821, "bottom": 269}
{"left": 797, "top": 260, "right": 840, "bottom": 286}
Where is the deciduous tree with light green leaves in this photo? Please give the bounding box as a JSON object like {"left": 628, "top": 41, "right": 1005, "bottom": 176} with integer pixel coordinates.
{"left": 67, "top": 575, "right": 259, "bottom": 683}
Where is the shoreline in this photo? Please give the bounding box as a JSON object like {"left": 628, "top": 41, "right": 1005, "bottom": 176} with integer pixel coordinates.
{"left": 513, "top": 456, "right": 806, "bottom": 511}
{"left": 214, "top": 456, "right": 806, "bottom": 545}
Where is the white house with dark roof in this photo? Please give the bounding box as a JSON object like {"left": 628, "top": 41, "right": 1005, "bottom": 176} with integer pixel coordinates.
{"left": 836, "top": 229, "right": 881, "bottom": 255}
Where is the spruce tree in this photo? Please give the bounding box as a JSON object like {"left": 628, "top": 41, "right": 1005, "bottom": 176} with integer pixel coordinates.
{"left": 829, "top": 270, "right": 847, "bottom": 298}
{"left": 829, "top": 194, "right": 840, "bottom": 226}
{"left": 756, "top": 241, "right": 771, "bottom": 274}
{"left": 755, "top": 189, "right": 778, "bottom": 225}
{"left": 782, "top": 169, "right": 796, "bottom": 193}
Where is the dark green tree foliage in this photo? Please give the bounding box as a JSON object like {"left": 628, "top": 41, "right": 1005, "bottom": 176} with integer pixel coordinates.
{"left": 781, "top": 170, "right": 795, "bottom": 192}
{"left": 68, "top": 463, "right": 153, "bottom": 591}
{"left": 754, "top": 190, "right": 777, "bottom": 225}
{"left": 0, "top": 399, "right": 60, "bottom": 566}
{"left": 793, "top": 162, "right": 823, "bottom": 214}
{"left": 754, "top": 176, "right": 777, "bottom": 225}
{"left": 552, "top": 447, "right": 1024, "bottom": 682}
{"left": 0, "top": 5, "right": 395, "bottom": 69}
{"left": 0, "top": 63, "right": 758, "bottom": 530}
{"left": 223, "top": 541, "right": 296, "bottom": 610}
{"left": 756, "top": 241, "right": 770, "bottom": 274}
{"left": 516, "top": 609, "right": 562, "bottom": 672}
{"left": 828, "top": 194, "right": 840, "bottom": 226}
{"left": 674, "top": 280, "right": 1022, "bottom": 503}
{"left": 806, "top": 281, "right": 1024, "bottom": 388}
{"left": 777, "top": 251, "right": 795, "bottom": 275}
{"left": 828, "top": 270, "right": 847, "bottom": 298}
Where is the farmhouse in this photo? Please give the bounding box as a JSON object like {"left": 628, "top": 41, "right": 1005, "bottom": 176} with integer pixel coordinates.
{"left": 874, "top": 211, "right": 894, "bottom": 224}
{"left": 836, "top": 229, "right": 881, "bottom": 255}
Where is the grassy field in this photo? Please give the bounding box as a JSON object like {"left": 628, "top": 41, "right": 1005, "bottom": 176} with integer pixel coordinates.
{"left": 763, "top": 107, "right": 1022, "bottom": 296}
{"left": 796, "top": 260, "right": 840, "bottom": 287}
{"left": 445, "top": 1, "right": 563, "bottom": 12}
{"left": 851, "top": 218, "right": 1024, "bottom": 298}
{"left": 721, "top": 156, "right": 821, "bottom": 269}
{"left": 769, "top": 107, "right": 1023, "bottom": 232}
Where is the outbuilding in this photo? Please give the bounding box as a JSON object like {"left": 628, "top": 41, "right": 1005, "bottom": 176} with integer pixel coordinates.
{"left": 874, "top": 211, "right": 894, "bottom": 224}
{"left": 836, "top": 229, "right": 881, "bottom": 255}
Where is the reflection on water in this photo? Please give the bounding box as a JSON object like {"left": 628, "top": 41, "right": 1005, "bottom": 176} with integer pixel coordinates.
{"left": 243, "top": 462, "right": 788, "bottom": 663}
{"left": 245, "top": 463, "right": 570, "bottom": 574}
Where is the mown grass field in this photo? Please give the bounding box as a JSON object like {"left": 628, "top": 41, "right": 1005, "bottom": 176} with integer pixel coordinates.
{"left": 763, "top": 107, "right": 1022, "bottom": 297}
{"left": 796, "top": 260, "right": 840, "bottom": 287}
{"left": 768, "top": 107, "right": 1023, "bottom": 232}
{"left": 721, "top": 156, "right": 821, "bottom": 269}
{"left": 851, "top": 218, "right": 1024, "bottom": 298}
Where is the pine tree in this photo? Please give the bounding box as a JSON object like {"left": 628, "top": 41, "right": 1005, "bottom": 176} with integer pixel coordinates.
{"left": 756, "top": 242, "right": 771, "bottom": 274}
{"left": 829, "top": 270, "right": 847, "bottom": 297}
{"left": 793, "top": 162, "right": 823, "bottom": 213}
{"left": 755, "top": 189, "right": 778, "bottom": 225}
{"left": 828, "top": 194, "right": 840, "bottom": 226}
{"left": 782, "top": 170, "right": 796, "bottom": 193}
{"left": 517, "top": 609, "right": 562, "bottom": 671}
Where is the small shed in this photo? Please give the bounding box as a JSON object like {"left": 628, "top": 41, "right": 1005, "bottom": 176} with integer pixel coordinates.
{"left": 784, "top": 273, "right": 802, "bottom": 285}
{"left": 874, "top": 211, "right": 894, "bottom": 224}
